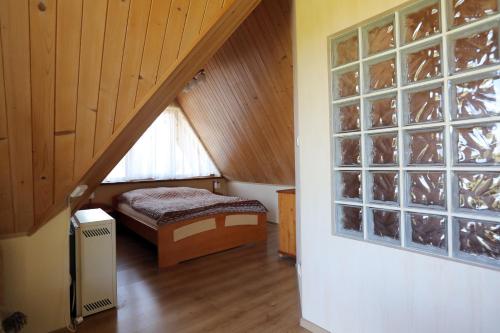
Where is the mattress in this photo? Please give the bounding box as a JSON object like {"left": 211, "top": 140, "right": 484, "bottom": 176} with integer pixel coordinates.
{"left": 115, "top": 187, "right": 267, "bottom": 225}
{"left": 116, "top": 202, "right": 158, "bottom": 228}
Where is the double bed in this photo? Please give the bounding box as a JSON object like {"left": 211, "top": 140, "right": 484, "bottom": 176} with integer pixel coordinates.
{"left": 113, "top": 187, "right": 267, "bottom": 268}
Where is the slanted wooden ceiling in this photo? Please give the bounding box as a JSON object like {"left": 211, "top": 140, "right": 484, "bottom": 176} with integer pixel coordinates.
{"left": 0, "top": 0, "right": 261, "bottom": 236}
{"left": 178, "top": 0, "right": 294, "bottom": 185}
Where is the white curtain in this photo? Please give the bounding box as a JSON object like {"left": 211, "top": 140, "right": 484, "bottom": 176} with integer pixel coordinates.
{"left": 104, "top": 104, "right": 220, "bottom": 183}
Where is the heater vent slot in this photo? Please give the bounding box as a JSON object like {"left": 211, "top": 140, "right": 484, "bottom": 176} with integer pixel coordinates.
{"left": 82, "top": 227, "right": 111, "bottom": 238}
{"left": 83, "top": 298, "right": 112, "bottom": 313}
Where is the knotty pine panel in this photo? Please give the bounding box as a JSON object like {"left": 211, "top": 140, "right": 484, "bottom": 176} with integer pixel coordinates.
{"left": 178, "top": 0, "right": 294, "bottom": 185}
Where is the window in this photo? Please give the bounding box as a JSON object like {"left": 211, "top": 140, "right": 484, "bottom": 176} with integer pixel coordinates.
{"left": 329, "top": 0, "right": 500, "bottom": 269}
{"left": 104, "top": 104, "right": 220, "bottom": 183}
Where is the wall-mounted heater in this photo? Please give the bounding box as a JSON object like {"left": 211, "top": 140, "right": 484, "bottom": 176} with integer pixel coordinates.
{"left": 73, "top": 209, "right": 116, "bottom": 317}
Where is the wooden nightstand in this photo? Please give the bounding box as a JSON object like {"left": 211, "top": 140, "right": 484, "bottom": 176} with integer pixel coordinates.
{"left": 277, "top": 189, "right": 296, "bottom": 258}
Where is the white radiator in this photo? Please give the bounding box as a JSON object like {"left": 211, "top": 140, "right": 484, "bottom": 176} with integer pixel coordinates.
{"left": 73, "top": 209, "right": 116, "bottom": 317}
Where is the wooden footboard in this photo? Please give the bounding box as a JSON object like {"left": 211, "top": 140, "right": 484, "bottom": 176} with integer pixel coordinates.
{"left": 157, "top": 213, "right": 267, "bottom": 268}
{"left": 114, "top": 209, "right": 267, "bottom": 268}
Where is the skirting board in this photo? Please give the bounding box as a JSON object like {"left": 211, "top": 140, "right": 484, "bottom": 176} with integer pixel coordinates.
{"left": 300, "top": 318, "right": 330, "bottom": 333}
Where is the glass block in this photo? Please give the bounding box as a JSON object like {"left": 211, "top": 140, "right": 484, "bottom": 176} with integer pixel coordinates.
{"left": 407, "top": 86, "right": 443, "bottom": 123}
{"left": 338, "top": 136, "right": 361, "bottom": 166}
{"left": 368, "top": 95, "right": 397, "bottom": 129}
{"left": 408, "top": 213, "right": 447, "bottom": 249}
{"left": 453, "top": 74, "right": 500, "bottom": 119}
{"left": 372, "top": 209, "right": 400, "bottom": 240}
{"left": 338, "top": 103, "right": 360, "bottom": 132}
{"left": 368, "top": 58, "right": 396, "bottom": 91}
{"left": 451, "top": 0, "right": 498, "bottom": 27}
{"left": 366, "top": 18, "right": 395, "bottom": 55}
{"left": 371, "top": 172, "right": 399, "bottom": 203}
{"left": 339, "top": 205, "right": 363, "bottom": 232}
{"left": 370, "top": 133, "right": 398, "bottom": 165}
{"left": 408, "top": 172, "right": 446, "bottom": 207}
{"left": 456, "top": 123, "right": 500, "bottom": 164}
{"left": 405, "top": 44, "right": 442, "bottom": 83}
{"left": 336, "top": 68, "right": 360, "bottom": 98}
{"left": 403, "top": 1, "right": 440, "bottom": 44}
{"left": 339, "top": 171, "right": 362, "bottom": 200}
{"left": 408, "top": 129, "right": 444, "bottom": 165}
{"left": 456, "top": 218, "right": 500, "bottom": 261}
{"left": 457, "top": 172, "right": 500, "bottom": 212}
{"left": 452, "top": 26, "right": 500, "bottom": 73}
{"left": 332, "top": 32, "right": 359, "bottom": 67}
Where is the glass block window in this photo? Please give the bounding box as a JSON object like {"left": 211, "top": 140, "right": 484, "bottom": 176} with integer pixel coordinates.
{"left": 329, "top": 0, "right": 500, "bottom": 269}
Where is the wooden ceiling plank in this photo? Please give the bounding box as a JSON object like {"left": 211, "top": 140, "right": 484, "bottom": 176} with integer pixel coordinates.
{"left": 29, "top": 0, "right": 57, "bottom": 220}
{"left": 54, "top": 133, "right": 75, "bottom": 203}
{"left": 157, "top": 0, "right": 190, "bottom": 76}
{"left": 73, "top": 0, "right": 109, "bottom": 178}
{"left": 0, "top": 25, "right": 7, "bottom": 139}
{"left": 200, "top": 0, "right": 224, "bottom": 34}
{"left": 55, "top": 0, "right": 83, "bottom": 133}
{"left": 93, "top": 0, "right": 132, "bottom": 155}
{"left": 178, "top": 0, "right": 207, "bottom": 58}
{"left": 135, "top": 0, "right": 173, "bottom": 103}
{"left": 113, "top": 0, "right": 153, "bottom": 131}
{"left": 0, "top": 0, "right": 35, "bottom": 231}
{"left": 0, "top": 140, "right": 14, "bottom": 233}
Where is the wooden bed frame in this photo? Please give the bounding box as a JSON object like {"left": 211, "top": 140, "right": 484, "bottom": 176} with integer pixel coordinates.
{"left": 113, "top": 207, "right": 267, "bottom": 268}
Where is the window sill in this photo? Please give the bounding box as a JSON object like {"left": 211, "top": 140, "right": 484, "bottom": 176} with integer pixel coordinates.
{"left": 101, "top": 175, "right": 223, "bottom": 186}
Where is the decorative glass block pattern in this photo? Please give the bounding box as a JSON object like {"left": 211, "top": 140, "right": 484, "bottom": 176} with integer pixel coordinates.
{"left": 403, "top": 2, "right": 440, "bottom": 43}
{"left": 407, "top": 86, "right": 443, "bottom": 123}
{"left": 339, "top": 205, "right": 363, "bottom": 232}
{"left": 457, "top": 218, "right": 500, "bottom": 260}
{"left": 408, "top": 129, "right": 445, "bottom": 165}
{"left": 454, "top": 74, "right": 500, "bottom": 119}
{"left": 339, "top": 171, "right": 362, "bottom": 199}
{"left": 405, "top": 44, "right": 442, "bottom": 83}
{"left": 369, "top": 96, "right": 397, "bottom": 128}
{"left": 453, "top": 27, "right": 500, "bottom": 72}
{"left": 370, "top": 133, "right": 398, "bottom": 165}
{"left": 368, "top": 58, "right": 397, "bottom": 91}
{"left": 338, "top": 136, "right": 361, "bottom": 166}
{"left": 333, "top": 33, "right": 359, "bottom": 66}
{"left": 372, "top": 209, "right": 400, "bottom": 240}
{"left": 408, "top": 172, "right": 446, "bottom": 207}
{"left": 408, "top": 213, "right": 447, "bottom": 249}
{"left": 457, "top": 172, "right": 500, "bottom": 212}
{"left": 336, "top": 68, "right": 360, "bottom": 98}
{"left": 330, "top": 0, "right": 500, "bottom": 269}
{"left": 367, "top": 19, "right": 395, "bottom": 55}
{"left": 456, "top": 123, "right": 500, "bottom": 164}
{"left": 451, "top": 0, "right": 498, "bottom": 27}
{"left": 338, "top": 103, "right": 361, "bottom": 132}
{"left": 371, "top": 172, "right": 399, "bottom": 203}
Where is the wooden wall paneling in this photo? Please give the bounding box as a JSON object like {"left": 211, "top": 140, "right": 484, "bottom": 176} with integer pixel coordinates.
{"left": 135, "top": 0, "right": 173, "bottom": 102}
{"left": 73, "top": 0, "right": 108, "bottom": 178}
{"left": 66, "top": 0, "right": 262, "bottom": 217}
{"left": 177, "top": 0, "right": 207, "bottom": 57}
{"left": 93, "top": 0, "right": 131, "bottom": 154}
{"left": 112, "top": 0, "right": 153, "bottom": 131}
{"left": 0, "top": 27, "right": 6, "bottom": 140}
{"left": 29, "top": 0, "right": 56, "bottom": 220}
{"left": 0, "top": 140, "right": 14, "bottom": 234}
{"left": 54, "top": 133, "right": 75, "bottom": 203}
{"left": 177, "top": 0, "right": 294, "bottom": 185}
{"left": 157, "top": 0, "right": 190, "bottom": 75}
{"left": 0, "top": 0, "right": 34, "bottom": 231}
{"left": 200, "top": 0, "right": 224, "bottom": 34}
{"left": 54, "top": 0, "right": 83, "bottom": 133}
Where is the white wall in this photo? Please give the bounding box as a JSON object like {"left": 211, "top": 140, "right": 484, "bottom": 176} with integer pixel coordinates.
{"left": 294, "top": 1, "right": 500, "bottom": 332}
{"left": 227, "top": 181, "right": 293, "bottom": 223}
{"left": 0, "top": 208, "right": 70, "bottom": 333}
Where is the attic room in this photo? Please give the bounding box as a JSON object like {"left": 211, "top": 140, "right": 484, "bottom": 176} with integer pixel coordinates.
{"left": 0, "top": 0, "right": 499, "bottom": 332}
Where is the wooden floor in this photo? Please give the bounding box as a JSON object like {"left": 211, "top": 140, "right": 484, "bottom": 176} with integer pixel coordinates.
{"left": 76, "top": 223, "right": 307, "bottom": 333}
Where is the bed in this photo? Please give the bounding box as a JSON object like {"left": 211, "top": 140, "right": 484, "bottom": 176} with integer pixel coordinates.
{"left": 113, "top": 187, "right": 268, "bottom": 268}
